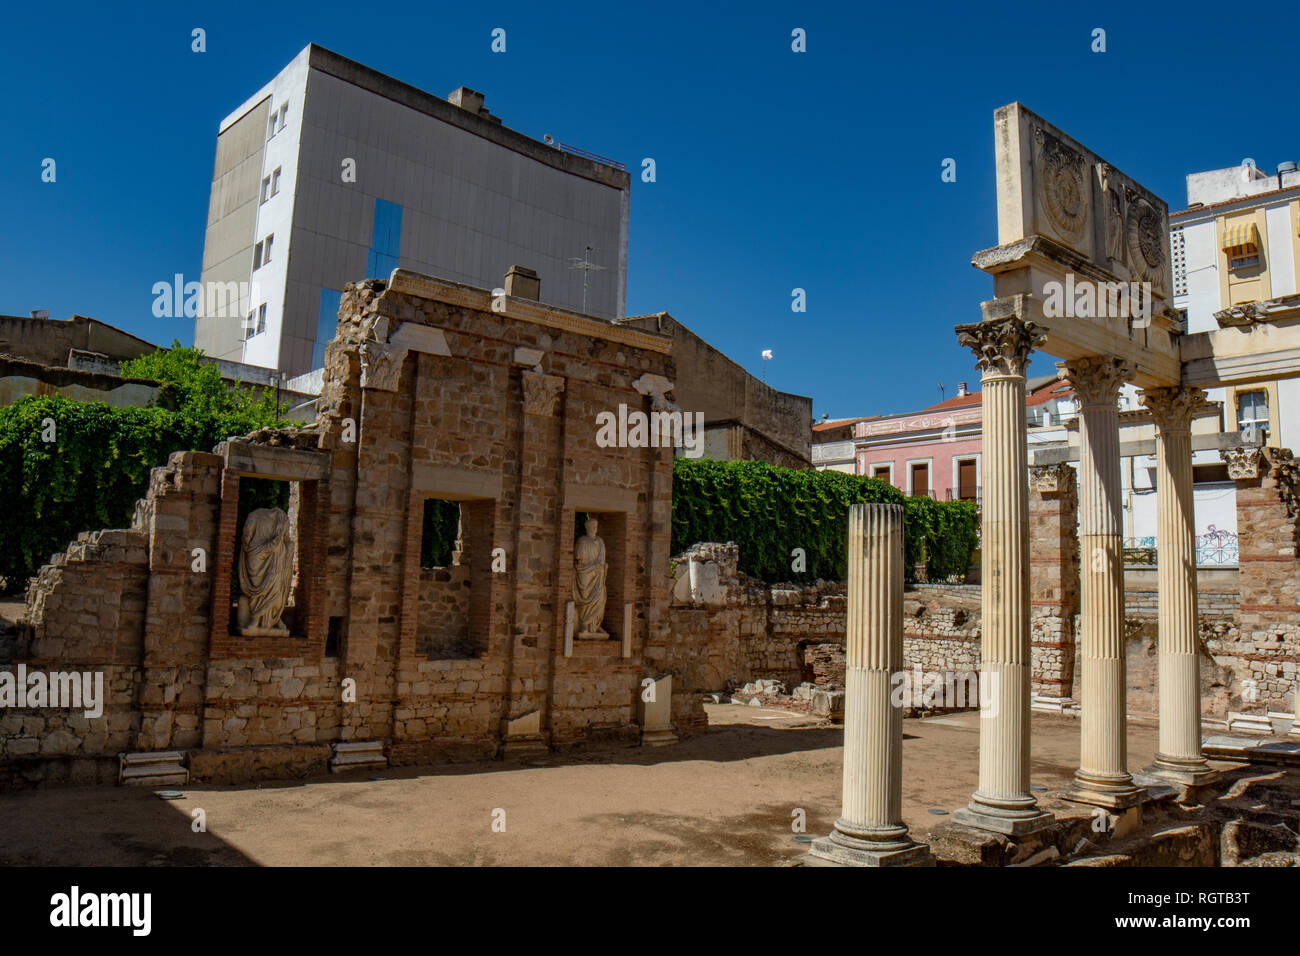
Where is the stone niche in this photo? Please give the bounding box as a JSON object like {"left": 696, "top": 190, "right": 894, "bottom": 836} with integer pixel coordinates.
{"left": 209, "top": 439, "right": 330, "bottom": 659}
{"left": 566, "top": 486, "right": 637, "bottom": 642}
{"left": 415, "top": 495, "right": 494, "bottom": 659}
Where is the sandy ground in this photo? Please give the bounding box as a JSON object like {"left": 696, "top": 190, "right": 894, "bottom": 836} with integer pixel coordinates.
{"left": 0, "top": 705, "right": 1203, "bottom": 866}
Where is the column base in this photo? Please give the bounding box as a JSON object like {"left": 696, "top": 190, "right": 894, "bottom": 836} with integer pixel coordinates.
{"left": 1143, "top": 754, "right": 1219, "bottom": 788}
{"left": 641, "top": 725, "right": 679, "bottom": 748}
{"left": 953, "top": 797, "right": 1054, "bottom": 837}
{"left": 1061, "top": 770, "right": 1146, "bottom": 810}
{"left": 806, "top": 828, "right": 933, "bottom": 867}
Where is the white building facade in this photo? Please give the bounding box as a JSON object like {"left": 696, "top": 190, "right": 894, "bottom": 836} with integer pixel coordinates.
{"left": 1172, "top": 161, "right": 1300, "bottom": 451}
{"left": 195, "top": 44, "right": 630, "bottom": 379}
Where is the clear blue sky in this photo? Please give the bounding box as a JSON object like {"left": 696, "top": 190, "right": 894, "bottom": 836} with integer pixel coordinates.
{"left": 1, "top": 0, "right": 1296, "bottom": 418}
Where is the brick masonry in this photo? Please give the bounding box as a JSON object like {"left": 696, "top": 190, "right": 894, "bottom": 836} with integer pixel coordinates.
{"left": 1, "top": 271, "right": 706, "bottom": 787}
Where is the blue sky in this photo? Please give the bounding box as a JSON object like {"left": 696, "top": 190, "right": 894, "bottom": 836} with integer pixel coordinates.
{"left": 1, "top": 0, "right": 1297, "bottom": 418}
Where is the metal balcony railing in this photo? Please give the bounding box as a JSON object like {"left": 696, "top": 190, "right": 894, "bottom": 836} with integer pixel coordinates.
{"left": 1118, "top": 532, "right": 1239, "bottom": 568}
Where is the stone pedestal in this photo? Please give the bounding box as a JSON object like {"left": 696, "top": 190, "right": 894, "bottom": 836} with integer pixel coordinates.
{"left": 1142, "top": 387, "right": 1219, "bottom": 786}
{"left": 501, "top": 710, "right": 548, "bottom": 757}
{"left": 951, "top": 318, "right": 1053, "bottom": 836}
{"left": 1062, "top": 356, "right": 1144, "bottom": 810}
{"left": 639, "top": 674, "right": 678, "bottom": 747}
{"left": 808, "top": 503, "right": 932, "bottom": 866}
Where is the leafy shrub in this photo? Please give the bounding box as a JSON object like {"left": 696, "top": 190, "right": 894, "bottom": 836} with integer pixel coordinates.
{"left": 672, "top": 457, "right": 977, "bottom": 584}
{"left": 0, "top": 345, "right": 288, "bottom": 591}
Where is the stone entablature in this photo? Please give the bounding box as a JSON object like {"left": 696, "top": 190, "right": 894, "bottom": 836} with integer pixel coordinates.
{"left": 1, "top": 270, "right": 704, "bottom": 787}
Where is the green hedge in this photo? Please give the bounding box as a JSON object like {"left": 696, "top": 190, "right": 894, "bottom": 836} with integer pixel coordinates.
{"left": 672, "top": 458, "right": 978, "bottom": 584}
{"left": 2, "top": 392, "right": 978, "bottom": 594}
{"left": 0, "top": 395, "right": 281, "bottom": 590}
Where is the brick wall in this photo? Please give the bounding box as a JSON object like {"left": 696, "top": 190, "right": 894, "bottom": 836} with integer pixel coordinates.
{"left": 1, "top": 271, "right": 704, "bottom": 787}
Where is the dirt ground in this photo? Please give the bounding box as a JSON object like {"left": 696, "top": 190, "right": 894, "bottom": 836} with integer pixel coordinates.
{"left": 2, "top": 705, "right": 1220, "bottom": 866}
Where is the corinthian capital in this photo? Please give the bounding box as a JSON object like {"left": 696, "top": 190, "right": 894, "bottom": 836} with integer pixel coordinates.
{"left": 1029, "top": 463, "right": 1076, "bottom": 495}
{"left": 1139, "top": 385, "right": 1209, "bottom": 433}
{"left": 1062, "top": 356, "right": 1132, "bottom": 408}
{"left": 1223, "top": 446, "right": 1263, "bottom": 480}
{"left": 522, "top": 371, "right": 565, "bottom": 417}
{"left": 954, "top": 318, "right": 1046, "bottom": 378}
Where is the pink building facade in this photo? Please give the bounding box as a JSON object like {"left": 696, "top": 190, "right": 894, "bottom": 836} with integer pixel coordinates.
{"left": 854, "top": 405, "right": 983, "bottom": 500}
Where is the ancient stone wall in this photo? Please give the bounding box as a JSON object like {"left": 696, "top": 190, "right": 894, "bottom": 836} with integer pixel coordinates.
{"left": 670, "top": 508, "right": 1295, "bottom": 726}
{"left": 2, "top": 270, "right": 704, "bottom": 787}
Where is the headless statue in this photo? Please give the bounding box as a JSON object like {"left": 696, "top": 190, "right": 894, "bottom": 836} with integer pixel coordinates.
{"left": 573, "top": 515, "right": 608, "bottom": 637}
{"left": 237, "top": 507, "right": 293, "bottom": 634}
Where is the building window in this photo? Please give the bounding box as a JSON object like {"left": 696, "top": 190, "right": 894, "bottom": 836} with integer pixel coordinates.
{"left": 366, "top": 198, "right": 404, "bottom": 278}
{"left": 1171, "top": 228, "right": 1187, "bottom": 297}
{"left": 252, "top": 234, "right": 273, "bottom": 270}
{"left": 260, "top": 169, "right": 282, "bottom": 204}
{"left": 1236, "top": 390, "right": 1268, "bottom": 441}
{"left": 909, "top": 461, "right": 930, "bottom": 498}
{"left": 955, "top": 458, "right": 978, "bottom": 501}
{"left": 246, "top": 304, "right": 267, "bottom": 339}
{"left": 1229, "top": 251, "right": 1260, "bottom": 270}
{"left": 872, "top": 464, "right": 892, "bottom": 484}
{"left": 267, "top": 102, "right": 289, "bottom": 139}
{"left": 313, "top": 288, "right": 344, "bottom": 369}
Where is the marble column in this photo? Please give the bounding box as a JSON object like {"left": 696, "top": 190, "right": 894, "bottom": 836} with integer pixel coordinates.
{"left": 808, "top": 503, "right": 932, "bottom": 866}
{"left": 1141, "top": 386, "right": 1218, "bottom": 786}
{"left": 1062, "top": 356, "right": 1144, "bottom": 809}
{"left": 951, "top": 317, "right": 1053, "bottom": 835}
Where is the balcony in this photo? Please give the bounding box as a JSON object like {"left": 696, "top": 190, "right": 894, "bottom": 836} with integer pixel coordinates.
{"left": 945, "top": 487, "right": 982, "bottom": 504}
{"left": 1119, "top": 533, "right": 1239, "bottom": 568}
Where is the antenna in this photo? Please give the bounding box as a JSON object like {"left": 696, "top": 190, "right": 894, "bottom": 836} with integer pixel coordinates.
{"left": 567, "top": 244, "right": 607, "bottom": 314}
{"left": 938, "top": 380, "right": 945, "bottom": 401}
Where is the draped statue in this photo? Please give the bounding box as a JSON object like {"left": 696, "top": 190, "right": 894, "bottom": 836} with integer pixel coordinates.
{"left": 236, "top": 507, "right": 293, "bottom": 635}
{"left": 573, "top": 515, "right": 608, "bottom": 638}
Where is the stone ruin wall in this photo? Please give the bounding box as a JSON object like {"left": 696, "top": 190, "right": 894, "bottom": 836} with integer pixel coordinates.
{"left": 1, "top": 273, "right": 707, "bottom": 788}
{"left": 670, "top": 447, "right": 1300, "bottom": 723}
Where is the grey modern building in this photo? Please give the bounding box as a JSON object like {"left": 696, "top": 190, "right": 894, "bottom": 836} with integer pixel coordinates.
{"left": 195, "top": 44, "right": 630, "bottom": 379}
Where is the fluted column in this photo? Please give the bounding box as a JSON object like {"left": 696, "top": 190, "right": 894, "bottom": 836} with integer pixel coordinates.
{"left": 1141, "top": 386, "right": 1218, "bottom": 786}
{"left": 1062, "top": 357, "right": 1144, "bottom": 809}
{"left": 808, "top": 503, "right": 932, "bottom": 866}
{"left": 950, "top": 318, "right": 1053, "bottom": 835}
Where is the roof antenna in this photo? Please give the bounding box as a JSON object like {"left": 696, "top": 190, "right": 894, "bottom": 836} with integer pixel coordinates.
{"left": 938, "top": 380, "right": 946, "bottom": 401}
{"left": 567, "top": 243, "right": 607, "bottom": 314}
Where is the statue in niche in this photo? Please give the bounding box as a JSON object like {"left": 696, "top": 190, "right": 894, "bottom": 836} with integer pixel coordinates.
{"left": 573, "top": 515, "right": 608, "bottom": 638}
{"left": 237, "top": 507, "right": 294, "bottom": 635}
